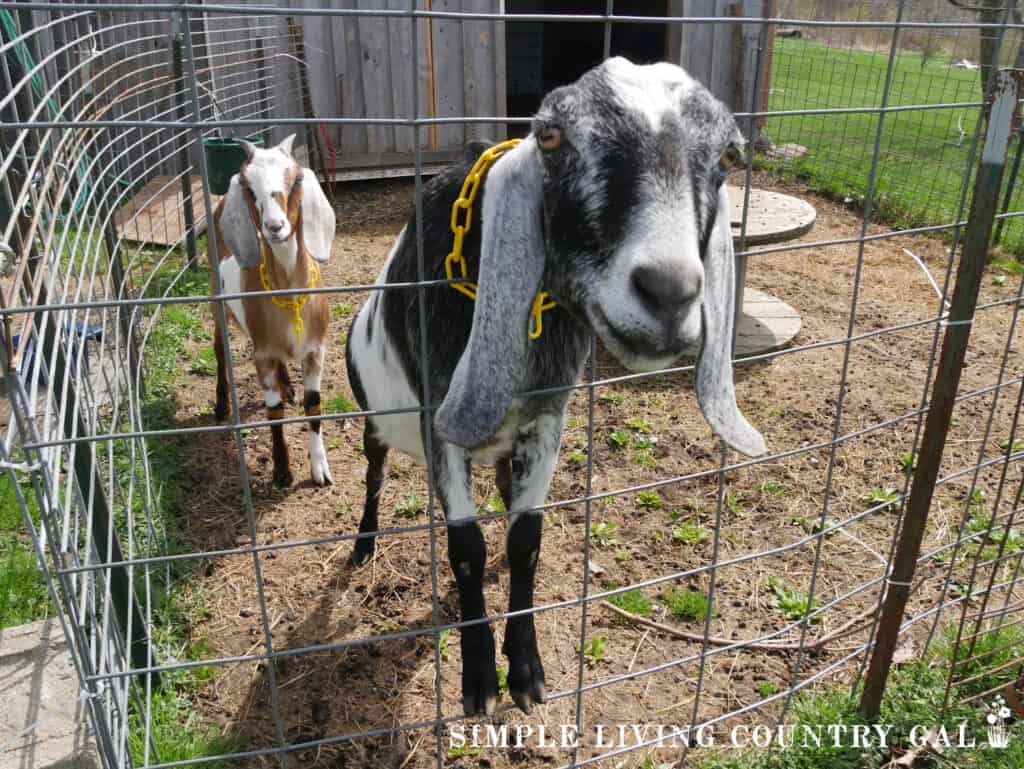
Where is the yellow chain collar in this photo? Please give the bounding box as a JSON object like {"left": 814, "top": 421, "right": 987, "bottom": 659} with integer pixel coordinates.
{"left": 259, "top": 253, "right": 320, "bottom": 343}
{"left": 443, "top": 139, "right": 557, "bottom": 340}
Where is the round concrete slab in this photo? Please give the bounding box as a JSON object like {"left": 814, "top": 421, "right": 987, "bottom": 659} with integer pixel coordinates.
{"left": 735, "top": 287, "right": 802, "bottom": 357}
{"left": 730, "top": 187, "right": 817, "bottom": 246}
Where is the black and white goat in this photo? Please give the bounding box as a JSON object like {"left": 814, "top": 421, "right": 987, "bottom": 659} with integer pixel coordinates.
{"left": 346, "top": 58, "right": 766, "bottom": 716}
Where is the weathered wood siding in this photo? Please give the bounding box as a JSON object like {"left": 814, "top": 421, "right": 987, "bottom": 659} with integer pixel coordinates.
{"left": 669, "top": 0, "right": 768, "bottom": 122}
{"left": 298, "top": 0, "right": 506, "bottom": 173}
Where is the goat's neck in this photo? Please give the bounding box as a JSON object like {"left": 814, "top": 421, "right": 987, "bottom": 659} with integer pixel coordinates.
{"left": 262, "top": 235, "right": 310, "bottom": 288}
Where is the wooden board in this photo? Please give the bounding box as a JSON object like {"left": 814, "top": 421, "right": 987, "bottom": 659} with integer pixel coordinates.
{"left": 114, "top": 176, "right": 219, "bottom": 246}
{"left": 735, "top": 287, "right": 802, "bottom": 357}
{"left": 730, "top": 186, "right": 817, "bottom": 246}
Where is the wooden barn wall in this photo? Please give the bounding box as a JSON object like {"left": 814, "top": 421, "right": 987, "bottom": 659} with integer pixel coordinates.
{"left": 16, "top": 1, "right": 766, "bottom": 181}
{"left": 669, "top": 0, "right": 767, "bottom": 130}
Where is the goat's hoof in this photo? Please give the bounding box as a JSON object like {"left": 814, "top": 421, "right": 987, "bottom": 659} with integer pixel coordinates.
{"left": 351, "top": 539, "right": 375, "bottom": 565}
{"left": 461, "top": 631, "right": 499, "bottom": 717}
{"left": 273, "top": 467, "right": 294, "bottom": 487}
{"left": 507, "top": 647, "right": 546, "bottom": 715}
{"left": 310, "top": 458, "right": 333, "bottom": 487}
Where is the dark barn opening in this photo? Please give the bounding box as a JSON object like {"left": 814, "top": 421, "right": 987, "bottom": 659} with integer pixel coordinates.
{"left": 505, "top": 0, "right": 669, "bottom": 130}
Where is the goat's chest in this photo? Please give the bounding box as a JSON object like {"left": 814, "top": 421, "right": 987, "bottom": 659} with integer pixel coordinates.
{"left": 220, "top": 257, "right": 325, "bottom": 360}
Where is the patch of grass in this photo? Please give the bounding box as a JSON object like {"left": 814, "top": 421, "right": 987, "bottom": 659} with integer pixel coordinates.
{"left": 866, "top": 486, "right": 900, "bottom": 512}
{"left": 662, "top": 588, "right": 709, "bottom": 622}
{"left": 636, "top": 490, "right": 662, "bottom": 509}
{"left": 757, "top": 681, "right": 779, "bottom": 699}
{"left": 672, "top": 521, "right": 709, "bottom": 545}
{"left": 604, "top": 584, "right": 653, "bottom": 618}
{"left": 189, "top": 347, "right": 218, "bottom": 377}
{"left": 631, "top": 434, "right": 656, "bottom": 450}
{"left": 726, "top": 491, "right": 744, "bottom": 515}
{"left": 438, "top": 629, "right": 452, "bottom": 662}
{"left": 991, "top": 254, "right": 1024, "bottom": 275}
{"left": 447, "top": 744, "right": 482, "bottom": 760}
{"left": 576, "top": 635, "right": 609, "bottom": 667}
{"left": 598, "top": 390, "right": 625, "bottom": 406}
{"left": 631, "top": 449, "right": 658, "bottom": 469}
{"left": 128, "top": 685, "right": 241, "bottom": 769}
{"left": 702, "top": 625, "right": 1024, "bottom": 769}
{"left": 481, "top": 494, "right": 505, "bottom": 514}
{"left": 0, "top": 475, "right": 50, "bottom": 629}
{"left": 326, "top": 393, "right": 357, "bottom": 414}
{"left": 758, "top": 479, "right": 785, "bottom": 496}
{"left": 608, "top": 429, "right": 630, "bottom": 449}
{"left": 763, "top": 37, "right": 1024, "bottom": 255}
{"left": 331, "top": 301, "right": 355, "bottom": 318}
{"left": 589, "top": 521, "right": 620, "bottom": 547}
{"left": 124, "top": 261, "right": 249, "bottom": 766}
{"left": 397, "top": 494, "right": 425, "bottom": 518}
{"left": 999, "top": 437, "right": 1023, "bottom": 453}
{"left": 626, "top": 417, "right": 652, "bottom": 434}
{"left": 766, "top": 576, "right": 820, "bottom": 623}
{"left": 897, "top": 451, "right": 916, "bottom": 472}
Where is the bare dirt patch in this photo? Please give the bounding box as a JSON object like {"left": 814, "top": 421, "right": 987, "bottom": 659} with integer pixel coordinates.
{"left": 167, "top": 170, "right": 1023, "bottom": 769}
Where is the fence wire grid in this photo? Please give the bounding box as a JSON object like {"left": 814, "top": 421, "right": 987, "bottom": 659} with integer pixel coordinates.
{"left": 1, "top": 2, "right": 1024, "bottom": 769}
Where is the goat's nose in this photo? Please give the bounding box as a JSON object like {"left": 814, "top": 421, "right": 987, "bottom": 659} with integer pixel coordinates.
{"left": 266, "top": 220, "right": 284, "bottom": 234}
{"left": 630, "top": 264, "right": 700, "bottom": 319}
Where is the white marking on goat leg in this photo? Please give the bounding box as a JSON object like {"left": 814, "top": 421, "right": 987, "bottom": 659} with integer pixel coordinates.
{"left": 508, "top": 413, "right": 563, "bottom": 525}
{"left": 264, "top": 389, "right": 282, "bottom": 408}
{"left": 218, "top": 256, "right": 250, "bottom": 337}
{"left": 308, "top": 430, "right": 332, "bottom": 486}
{"left": 440, "top": 442, "right": 476, "bottom": 525}
{"left": 302, "top": 347, "right": 332, "bottom": 486}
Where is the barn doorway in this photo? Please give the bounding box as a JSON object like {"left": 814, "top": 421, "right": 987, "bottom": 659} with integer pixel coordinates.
{"left": 505, "top": 0, "right": 669, "bottom": 131}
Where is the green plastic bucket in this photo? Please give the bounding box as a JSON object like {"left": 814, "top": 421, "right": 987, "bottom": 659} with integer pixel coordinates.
{"left": 202, "top": 136, "right": 264, "bottom": 195}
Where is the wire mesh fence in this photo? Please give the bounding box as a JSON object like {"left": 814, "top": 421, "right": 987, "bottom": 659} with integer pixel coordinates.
{"left": 1, "top": 2, "right": 1023, "bottom": 769}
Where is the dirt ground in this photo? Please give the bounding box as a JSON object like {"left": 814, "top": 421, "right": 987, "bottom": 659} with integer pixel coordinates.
{"left": 169, "top": 170, "right": 1023, "bottom": 769}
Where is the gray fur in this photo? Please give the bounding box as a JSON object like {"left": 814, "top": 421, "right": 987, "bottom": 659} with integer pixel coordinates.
{"left": 219, "top": 175, "right": 259, "bottom": 269}
{"left": 435, "top": 138, "right": 546, "bottom": 448}
{"left": 695, "top": 185, "right": 766, "bottom": 456}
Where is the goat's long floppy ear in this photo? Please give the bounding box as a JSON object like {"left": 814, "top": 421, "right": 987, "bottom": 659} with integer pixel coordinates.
{"left": 435, "top": 138, "right": 545, "bottom": 448}
{"left": 298, "top": 169, "right": 335, "bottom": 263}
{"left": 219, "top": 175, "right": 260, "bottom": 269}
{"left": 237, "top": 138, "right": 259, "bottom": 161}
{"left": 695, "top": 184, "right": 766, "bottom": 457}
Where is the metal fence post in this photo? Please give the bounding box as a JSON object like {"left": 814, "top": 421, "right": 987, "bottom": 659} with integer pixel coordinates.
{"left": 859, "top": 68, "right": 1022, "bottom": 720}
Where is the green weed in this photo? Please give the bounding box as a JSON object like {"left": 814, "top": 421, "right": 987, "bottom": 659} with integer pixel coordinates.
{"left": 662, "top": 588, "right": 710, "bottom": 622}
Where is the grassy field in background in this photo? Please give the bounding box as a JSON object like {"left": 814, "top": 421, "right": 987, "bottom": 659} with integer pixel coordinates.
{"left": 764, "top": 37, "right": 1024, "bottom": 254}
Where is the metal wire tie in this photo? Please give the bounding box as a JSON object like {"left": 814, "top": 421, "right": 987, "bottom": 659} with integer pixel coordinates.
{"left": 939, "top": 316, "right": 975, "bottom": 327}
{"left": 0, "top": 459, "right": 43, "bottom": 474}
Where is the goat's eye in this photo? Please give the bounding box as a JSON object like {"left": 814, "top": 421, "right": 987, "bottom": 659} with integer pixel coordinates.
{"left": 538, "top": 125, "right": 562, "bottom": 151}
{"left": 720, "top": 144, "right": 744, "bottom": 170}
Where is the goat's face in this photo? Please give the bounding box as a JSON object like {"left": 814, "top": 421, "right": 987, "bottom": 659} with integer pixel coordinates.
{"left": 237, "top": 135, "right": 301, "bottom": 244}
{"left": 534, "top": 58, "right": 744, "bottom": 372}
{"left": 435, "top": 58, "right": 764, "bottom": 459}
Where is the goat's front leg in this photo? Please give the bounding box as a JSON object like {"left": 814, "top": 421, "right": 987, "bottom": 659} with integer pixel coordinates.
{"left": 256, "top": 356, "right": 292, "bottom": 487}
{"left": 302, "top": 348, "right": 333, "bottom": 486}
{"left": 504, "top": 412, "right": 562, "bottom": 714}
{"left": 433, "top": 441, "right": 499, "bottom": 716}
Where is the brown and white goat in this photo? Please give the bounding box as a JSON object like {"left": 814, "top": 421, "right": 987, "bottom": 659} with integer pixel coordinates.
{"left": 208, "top": 134, "right": 336, "bottom": 487}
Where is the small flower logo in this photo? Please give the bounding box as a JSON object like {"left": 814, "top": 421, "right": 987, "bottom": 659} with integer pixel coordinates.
{"left": 984, "top": 696, "right": 1012, "bottom": 749}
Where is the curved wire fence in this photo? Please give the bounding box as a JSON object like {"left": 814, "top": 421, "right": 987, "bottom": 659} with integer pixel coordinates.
{"left": 1, "top": 2, "right": 1023, "bottom": 769}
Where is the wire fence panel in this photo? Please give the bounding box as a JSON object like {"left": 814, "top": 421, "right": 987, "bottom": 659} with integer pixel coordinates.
{"left": 1, "top": 2, "right": 1023, "bottom": 769}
